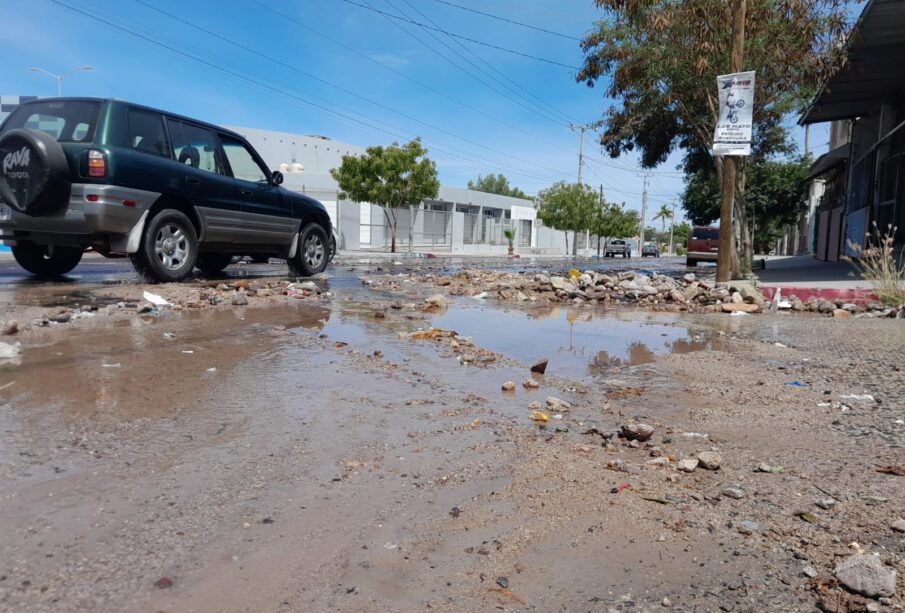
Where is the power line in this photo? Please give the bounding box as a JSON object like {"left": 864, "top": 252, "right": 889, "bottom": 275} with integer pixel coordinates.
{"left": 49, "top": 0, "right": 570, "bottom": 187}
{"left": 428, "top": 0, "right": 581, "bottom": 41}
{"left": 337, "top": 0, "right": 579, "bottom": 69}
{"left": 395, "top": 0, "right": 576, "bottom": 125}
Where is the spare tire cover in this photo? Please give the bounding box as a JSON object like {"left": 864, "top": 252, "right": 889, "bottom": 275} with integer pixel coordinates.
{"left": 0, "top": 128, "right": 71, "bottom": 216}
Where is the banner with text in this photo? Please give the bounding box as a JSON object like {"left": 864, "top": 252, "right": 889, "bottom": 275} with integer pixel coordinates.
{"left": 713, "top": 71, "right": 755, "bottom": 157}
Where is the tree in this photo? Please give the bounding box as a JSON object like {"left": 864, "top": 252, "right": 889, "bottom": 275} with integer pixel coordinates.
{"left": 591, "top": 202, "right": 640, "bottom": 256}
{"left": 331, "top": 139, "right": 439, "bottom": 253}
{"left": 652, "top": 204, "right": 673, "bottom": 232}
{"left": 535, "top": 182, "right": 599, "bottom": 256}
{"left": 577, "top": 0, "right": 852, "bottom": 276}
{"left": 467, "top": 174, "right": 530, "bottom": 200}
{"left": 682, "top": 156, "right": 810, "bottom": 249}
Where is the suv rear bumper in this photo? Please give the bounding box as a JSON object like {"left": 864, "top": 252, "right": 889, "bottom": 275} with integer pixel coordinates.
{"left": 0, "top": 184, "right": 159, "bottom": 251}
{"left": 687, "top": 250, "right": 718, "bottom": 261}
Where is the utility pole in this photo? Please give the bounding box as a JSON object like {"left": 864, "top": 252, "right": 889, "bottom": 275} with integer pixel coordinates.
{"left": 638, "top": 172, "right": 651, "bottom": 256}
{"left": 668, "top": 199, "right": 676, "bottom": 256}
{"left": 716, "top": 0, "right": 747, "bottom": 283}
{"left": 597, "top": 184, "right": 604, "bottom": 257}
{"left": 568, "top": 122, "right": 594, "bottom": 256}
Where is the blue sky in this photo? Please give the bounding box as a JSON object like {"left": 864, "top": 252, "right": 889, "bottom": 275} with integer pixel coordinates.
{"left": 1, "top": 0, "right": 825, "bottom": 225}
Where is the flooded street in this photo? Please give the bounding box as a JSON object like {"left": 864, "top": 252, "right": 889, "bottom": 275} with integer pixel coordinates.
{"left": 1, "top": 258, "right": 903, "bottom": 612}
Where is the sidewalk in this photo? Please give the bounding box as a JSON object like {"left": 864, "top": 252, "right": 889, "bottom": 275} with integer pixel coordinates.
{"left": 753, "top": 255, "right": 875, "bottom": 303}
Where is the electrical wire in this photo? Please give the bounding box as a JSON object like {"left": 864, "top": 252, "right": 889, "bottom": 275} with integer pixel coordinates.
{"left": 428, "top": 0, "right": 581, "bottom": 41}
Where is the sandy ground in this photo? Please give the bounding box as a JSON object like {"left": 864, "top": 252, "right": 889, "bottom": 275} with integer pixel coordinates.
{"left": 0, "top": 259, "right": 902, "bottom": 613}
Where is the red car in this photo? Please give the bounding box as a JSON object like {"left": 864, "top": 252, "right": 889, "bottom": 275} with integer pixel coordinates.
{"left": 686, "top": 226, "right": 719, "bottom": 267}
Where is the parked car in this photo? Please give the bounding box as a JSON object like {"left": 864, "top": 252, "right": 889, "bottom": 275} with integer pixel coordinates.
{"left": 0, "top": 98, "right": 332, "bottom": 281}
{"left": 604, "top": 239, "right": 631, "bottom": 258}
{"left": 686, "top": 226, "right": 720, "bottom": 266}
{"left": 641, "top": 243, "right": 660, "bottom": 257}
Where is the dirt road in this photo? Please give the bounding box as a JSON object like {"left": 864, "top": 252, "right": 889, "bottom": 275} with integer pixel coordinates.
{"left": 0, "top": 259, "right": 902, "bottom": 612}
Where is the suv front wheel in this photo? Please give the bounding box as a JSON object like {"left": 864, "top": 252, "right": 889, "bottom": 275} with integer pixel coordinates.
{"left": 132, "top": 209, "right": 199, "bottom": 282}
{"left": 288, "top": 223, "right": 329, "bottom": 277}
{"left": 12, "top": 243, "right": 83, "bottom": 277}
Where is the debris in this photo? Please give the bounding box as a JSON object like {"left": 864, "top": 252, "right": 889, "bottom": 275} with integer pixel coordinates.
{"left": 621, "top": 422, "right": 655, "bottom": 442}
{"left": 522, "top": 379, "right": 539, "bottom": 389}
{"left": 545, "top": 396, "right": 571, "bottom": 411}
{"left": 231, "top": 292, "right": 248, "bottom": 306}
{"left": 802, "top": 566, "right": 818, "bottom": 578}
{"left": 1, "top": 320, "right": 19, "bottom": 335}
{"left": 470, "top": 292, "right": 488, "bottom": 300}
{"left": 529, "top": 410, "right": 548, "bottom": 422}
{"left": 486, "top": 587, "right": 524, "bottom": 605}
{"left": 261, "top": 517, "right": 275, "bottom": 524}
{"left": 142, "top": 291, "right": 171, "bottom": 307}
{"left": 815, "top": 499, "right": 836, "bottom": 510}
{"left": 737, "top": 520, "right": 761, "bottom": 535}
{"left": 101, "top": 363, "right": 121, "bottom": 368}
{"left": 501, "top": 381, "right": 516, "bottom": 392}
{"left": 721, "top": 486, "right": 746, "bottom": 499}
{"left": 875, "top": 465, "right": 905, "bottom": 476}
{"left": 841, "top": 394, "right": 875, "bottom": 402}
{"left": 449, "top": 506, "right": 461, "bottom": 518}
{"left": 889, "top": 519, "right": 905, "bottom": 533}
{"left": 729, "top": 310, "right": 749, "bottom": 317}
{"left": 163, "top": 332, "right": 177, "bottom": 340}
{"left": 424, "top": 294, "right": 448, "bottom": 310}
{"left": 784, "top": 381, "right": 808, "bottom": 388}
{"left": 834, "top": 554, "right": 897, "bottom": 598}
{"left": 755, "top": 463, "right": 785, "bottom": 473}
{"left": 696, "top": 451, "right": 722, "bottom": 470}
{"left": 677, "top": 458, "right": 699, "bottom": 473}
{"left": 154, "top": 577, "right": 174, "bottom": 589}
{"left": 496, "top": 577, "right": 509, "bottom": 589}
{"left": 722, "top": 303, "right": 760, "bottom": 313}
{"left": 681, "top": 432, "right": 709, "bottom": 439}
{"left": 0, "top": 341, "right": 22, "bottom": 359}
{"left": 611, "top": 482, "right": 632, "bottom": 494}
{"left": 0, "top": 381, "right": 14, "bottom": 391}
{"left": 796, "top": 511, "right": 819, "bottom": 524}
{"left": 530, "top": 358, "right": 549, "bottom": 374}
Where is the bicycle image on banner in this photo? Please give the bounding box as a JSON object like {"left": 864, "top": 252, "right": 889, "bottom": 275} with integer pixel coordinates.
{"left": 713, "top": 70, "right": 755, "bottom": 156}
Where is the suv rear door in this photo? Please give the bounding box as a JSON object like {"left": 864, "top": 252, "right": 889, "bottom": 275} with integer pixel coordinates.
{"left": 217, "top": 134, "right": 296, "bottom": 246}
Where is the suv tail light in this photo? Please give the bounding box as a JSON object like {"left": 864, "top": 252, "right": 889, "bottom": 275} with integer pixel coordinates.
{"left": 87, "top": 149, "right": 106, "bottom": 178}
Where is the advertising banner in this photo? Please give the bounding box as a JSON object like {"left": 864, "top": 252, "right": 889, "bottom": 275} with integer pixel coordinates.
{"left": 713, "top": 71, "right": 755, "bottom": 157}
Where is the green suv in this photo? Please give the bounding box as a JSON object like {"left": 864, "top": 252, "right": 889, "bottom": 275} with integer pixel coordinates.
{"left": 0, "top": 98, "right": 333, "bottom": 281}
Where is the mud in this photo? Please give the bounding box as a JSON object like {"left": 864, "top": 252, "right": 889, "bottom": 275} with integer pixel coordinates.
{"left": 0, "top": 261, "right": 903, "bottom": 612}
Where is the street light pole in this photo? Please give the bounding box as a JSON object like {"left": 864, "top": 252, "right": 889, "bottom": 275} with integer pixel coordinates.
{"left": 28, "top": 66, "right": 94, "bottom": 96}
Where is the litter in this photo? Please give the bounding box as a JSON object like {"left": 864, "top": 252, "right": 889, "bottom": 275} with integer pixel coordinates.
{"left": 611, "top": 482, "right": 632, "bottom": 494}
{"left": 529, "top": 410, "right": 548, "bottom": 422}
{"left": 785, "top": 381, "right": 808, "bottom": 388}
{"left": 840, "top": 394, "right": 875, "bottom": 402}
{"left": 101, "top": 363, "right": 121, "bottom": 368}
{"left": 0, "top": 381, "right": 14, "bottom": 391}
{"left": 681, "top": 432, "right": 709, "bottom": 438}
{"left": 182, "top": 350, "right": 194, "bottom": 354}
{"left": 774, "top": 342, "right": 787, "bottom": 348}
{"left": 142, "top": 291, "right": 171, "bottom": 307}
{"left": 777, "top": 300, "right": 792, "bottom": 309}
{"left": 729, "top": 311, "right": 748, "bottom": 317}
{"left": 470, "top": 292, "right": 488, "bottom": 300}
{"left": 163, "top": 332, "right": 177, "bottom": 340}
{"left": 0, "top": 341, "right": 22, "bottom": 359}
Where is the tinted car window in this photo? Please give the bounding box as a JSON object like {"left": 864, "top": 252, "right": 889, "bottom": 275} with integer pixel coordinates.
{"left": 167, "top": 119, "right": 223, "bottom": 175}
{"left": 693, "top": 228, "right": 719, "bottom": 240}
{"left": 127, "top": 108, "right": 170, "bottom": 158}
{"left": 220, "top": 135, "right": 267, "bottom": 183}
{"left": 2, "top": 100, "right": 100, "bottom": 142}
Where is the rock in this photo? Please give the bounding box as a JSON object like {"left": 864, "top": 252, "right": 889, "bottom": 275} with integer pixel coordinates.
{"left": 802, "top": 565, "right": 818, "bottom": 578}
{"left": 662, "top": 597, "right": 672, "bottom": 607}
{"left": 154, "top": 577, "right": 174, "bottom": 589}
{"left": 621, "top": 422, "right": 655, "bottom": 442}
{"left": 496, "top": 577, "right": 509, "bottom": 589}
{"left": 296, "top": 281, "right": 318, "bottom": 292}
{"left": 890, "top": 519, "right": 905, "bottom": 533}
{"left": 530, "top": 359, "right": 549, "bottom": 374}
{"left": 817, "top": 299, "right": 836, "bottom": 313}
{"left": 1, "top": 320, "right": 19, "bottom": 335}
{"left": 697, "top": 451, "right": 722, "bottom": 470}
{"left": 516, "top": 291, "right": 528, "bottom": 302}
{"left": 677, "top": 458, "right": 699, "bottom": 473}
{"left": 645, "top": 457, "right": 671, "bottom": 468}
{"left": 231, "top": 292, "right": 249, "bottom": 306}
{"left": 550, "top": 276, "right": 566, "bottom": 290}
{"left": 842, "top": 302, "right": 859, "bottom": 312}
{"left": 815, "top": 498, "right": 836, "bottom": 510}
{"left": 578, "top": 273, "right": 593, "bottom": 288}
{"left": 669, "top": 290, "right": 687, "bottom": 303}
{"left": 737, "top": 285, "right": 766, "bottom": 305}
{"left": 682, "top": 273, "right": 697, "bottom": 283}
{"left": 0, "top": 341, "right": 21, "bottom": 359}
{"left": 522, "top": 379, "right": 539, "bottom": 389}
{"left": 501, "top": 381, "right": 516, "bottom": 392}
{"left": 730, "top": 291, "right": 744, "bottom": 304}
{"left": 618, "top": 271, "right": 635, "bottom": 281}
{"left": 834, "top": 554, "right": 896, "bottom": 598}
{"left": 683, "top": 285, "right": 701, "bottom": 302}
{"left": 833, "top": 308, "right": 852, "bottom": 319}
{"left": 528, "top": 401, "right": 542, "bottom": 411}
{"left": 535, "top": 274, "right": 550, "bottom": 285}
{"left": 721, "top": 303, "right": 760, "bottom": 314}
{"left": 722, "top": 486, "right": 746, "bottom": 499}
{"left": 737, "top": 520, "right": 761, "bottom": 535}
{"left": 50, "top": 311, "right": 72, "bottom": 323}
{"left": 425, "top": 294, "right": 449, "bottom": 310}
{"left": 546, "top": 396, "right": 571, "bottom": 411}
{"left": 755, "top": 463, "right": 785, "bottom": 473}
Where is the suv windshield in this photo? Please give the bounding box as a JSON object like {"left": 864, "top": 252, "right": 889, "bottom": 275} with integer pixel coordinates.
{"left": 1, "top": 100, "right": 101, "bottom": 143}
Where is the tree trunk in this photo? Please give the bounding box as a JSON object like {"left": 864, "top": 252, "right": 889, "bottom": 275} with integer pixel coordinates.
{"left": 565, "top": 231, "right": 569, "bottom": 254}
{"left": 733, "top": 159, "right": 752, "bottom": 277}
{"left": 572, "top": 231, "right": 578, "bottom": 256}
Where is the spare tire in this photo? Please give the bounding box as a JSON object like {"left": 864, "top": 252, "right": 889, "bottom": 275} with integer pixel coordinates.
{"left": 0, "top": 128, "right": 71, "bottom": 216}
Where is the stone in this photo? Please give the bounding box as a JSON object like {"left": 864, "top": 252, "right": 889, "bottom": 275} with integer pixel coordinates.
{"left": 425, "top": 294, "right": 448, "bottom": 310}
{"left": 833, "top": 308, "right": 852, "bottom": 319}
{"left": 0, "top": 320, "right": 18, "bottom": 336}
{"left": 296, "top": 281, "right": 318, "bottom": 292}
{"left": 530, "top": 358, "right": 549, "bottom": 374}
{"left": 522, "top": 379, "right": 539, "bottom": 389}
{"left": 815, "top": 498, "right": 836, "bottom": 510}
{"left": 817, "top": 299, "right": 835, "bottom": 313}
{"left": 621, "top": 422, "right": 655, "bottom": 442}
{"left": 550, "top": 276, "right": 566, "bottom": 290}
{"left": 802, "top": 565, "right": 818, "bottom": 578}
{"left": 730, "top": 291, "right": 744, "bottom": 304}
{"left": 755, "top": 463, "right": 784, "bottom": 473}
{"left": 535, "top": 274, "right": 550, "bottom": 285}
{"left": 737, "top": 520, "right": 761, "bottom": 535}
{"left": 516, "top": 291, "right": 528, "bottom": 302}
{"left": 669, "top": 290, "right": 687, "bottom": 303}
{"left": 677, "top": 458, "right": 699, "bottom": 473}
{"left": 578, "top": 273, "right": 593, "bottom": 288}
{"left": 546, "top": 396, "right": 571, "bottom": 411}
{"left": 154, "top": 577, "right": 174, "bottom": 589}
{"left": 501, "top": 381, "right": 516, "bottom": 392}
{"left": 231, "top": 292, "right": 248, "bottom": 306}
{"left": 682, "top": 273, "right": 697, "bottom": 283}
{"left": 645, "top": 457, "right": 670, "bottom": 468}
{"left": 737, "top": 285, "right": 766, "bottom": 306}
{"left": 842, "top": 302, "right": 859, "bottom": 312}
{"left": 721, "top": 303, "right": 760, "bottom": 314}
{"left": 683, "top": 286, "right": 701, "bottom": 302}
{"left": 890, "top": 519, "right": 905, "bottom": 533}
{"left": 697, "top": 451, "right": 722, "bottom": 470}
{"left": 722, "top": 486, "right": 746, "bottom": 499}
{"left": 528, "top": 401, "right": 542, "bottom": 411}
{"left": 834, "top": 554, "right": 896, "bottom": 598}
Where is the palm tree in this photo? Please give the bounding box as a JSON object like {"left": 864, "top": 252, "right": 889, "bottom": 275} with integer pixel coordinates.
{"left": 652, "top": 204, "right": 673, "bottom": 232}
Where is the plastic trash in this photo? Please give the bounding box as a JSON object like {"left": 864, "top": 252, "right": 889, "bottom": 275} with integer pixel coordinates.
{"left": 730, "top": 310, "right": 748, "bottom": 317}
{"left": 784, "top": 381, "right": 808, "bottom": 387}
{"left": 143, "top": 291, "right": 171, "bottom": 307}
{"left": 529, "top": 410, "right": 548, "bottom": 422}
{"left": 471, "top": 292, "right": 488, "bottom": 300}
{"left": 101, "top": 363, "right": 121, "bottom": 368}
{"left": 0, "top": 341, "right": 21, "bottom": 359}
{"left": 840, "top": 394, "right": 875, "bottom": 402}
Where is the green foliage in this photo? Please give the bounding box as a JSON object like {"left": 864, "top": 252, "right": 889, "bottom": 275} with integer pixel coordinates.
{"left": 467, "top": 174, "right": 531, "bottom": 200}
{"left": 592, "top": 201, "right": 640, "bottom": 248}
{"left": 331, "top": 138, "right": 439, "bottom": 252}
{"left": 652, "top": 204, "right": 673, "bottom": 231}
{"left": 844, "top": 223, "right": 905, "bottom": 307}
{"left": 682, "top": 157, "right": 810, "bottom": 247}
{"left": 536, "top": 182, "right": 600, "bottom": 255}
{"left": 672, "top": 221, "right": 692, "bottom": 249}
{"left": 503, "top": 228, "right": 516, "bottom": 246}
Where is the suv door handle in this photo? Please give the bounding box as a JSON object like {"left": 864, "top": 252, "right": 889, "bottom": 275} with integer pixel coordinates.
{"left": 185, "top": 176, "right": 200, "bottom": 185}
{"left": 240, "top": 188, "right": 253, "bottom": 196}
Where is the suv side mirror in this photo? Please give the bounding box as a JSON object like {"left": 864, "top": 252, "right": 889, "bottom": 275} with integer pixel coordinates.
{"left": 271, "top": 170, "right": 284, "bottom": 185}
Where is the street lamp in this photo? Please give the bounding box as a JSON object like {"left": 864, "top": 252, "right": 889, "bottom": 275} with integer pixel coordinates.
{"left": 28, "top": 66, "right": 93, "bottom": 96}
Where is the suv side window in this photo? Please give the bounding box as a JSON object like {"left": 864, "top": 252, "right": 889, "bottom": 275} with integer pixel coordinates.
{"left": 167, "top": 119, "right": 223, "bottom": 175}
{"left": 220, "top": 135, "right": 268, "bottom": 183}
{"left": 127, "top": 108, "right": 170, "bottom": 158}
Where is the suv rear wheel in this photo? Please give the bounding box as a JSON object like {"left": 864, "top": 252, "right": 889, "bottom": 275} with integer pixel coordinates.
{"left": 195, "top": 252, "right": 233, "bottom": 274}
{"left": 131, "top": 209, "right": 198, "bottom": 282}
{"left": 12, "top": 243, "right": 83, "bottom": 276}
{"left": 288, "top": 223, "right": 328, "bottom": 277}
